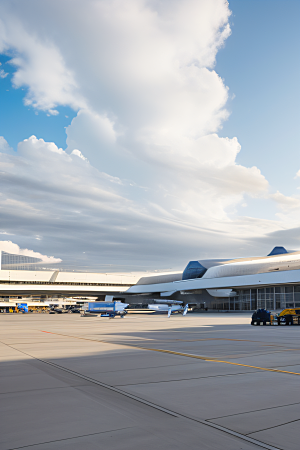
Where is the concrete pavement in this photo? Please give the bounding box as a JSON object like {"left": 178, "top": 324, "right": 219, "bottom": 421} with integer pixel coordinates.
{"left": 1, "top": 312, "right": 299, "bottom": 449}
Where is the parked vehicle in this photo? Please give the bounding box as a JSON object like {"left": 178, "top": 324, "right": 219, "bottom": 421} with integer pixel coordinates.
{"left": 81, "top": 301, "right": 129, "bottom": 318}
{"left": 251, "top": 308, "right": 300, "bottom": 325}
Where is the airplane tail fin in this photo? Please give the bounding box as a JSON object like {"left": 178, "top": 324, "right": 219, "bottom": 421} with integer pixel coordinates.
{"left": 183, "top": 304, "right": 189, "bottom": 316}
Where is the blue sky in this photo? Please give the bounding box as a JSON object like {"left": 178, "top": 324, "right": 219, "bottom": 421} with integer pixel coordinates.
{"left": 1, "top": 0, "right": 299, "bottom": 180}
{"left": 0, "top": 54, "right": 77, "bottom": 150}
{"left": 217, "top": 0, "right": 300, "bottom": 195}
{"left": 0, "top": 0, "right": 299, "bottom": 271}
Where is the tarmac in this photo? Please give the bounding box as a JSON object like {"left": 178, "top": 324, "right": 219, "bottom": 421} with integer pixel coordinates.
{"left": 1, "top": 312, "right": 300, "bottom": 450}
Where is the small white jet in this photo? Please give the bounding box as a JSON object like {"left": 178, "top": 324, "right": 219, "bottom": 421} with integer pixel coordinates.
{"left": 148, "top": 300, "right": 189, "bottom": 318}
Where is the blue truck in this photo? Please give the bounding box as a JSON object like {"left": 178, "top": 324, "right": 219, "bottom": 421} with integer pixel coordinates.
{"left": 82, "top": 301, "right": 129, "bottom": 318}
{"left": 17, "top": 303, "right": 29, "bottom": 313}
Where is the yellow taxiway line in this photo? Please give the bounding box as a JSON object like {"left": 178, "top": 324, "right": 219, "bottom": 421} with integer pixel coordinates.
{"left": 40, "top": 330, "right": 300, "bottom": 377}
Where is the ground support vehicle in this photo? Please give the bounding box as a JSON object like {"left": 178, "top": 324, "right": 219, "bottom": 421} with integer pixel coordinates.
{"left": 251, "top": 309, "right": 273, "bottom": 325}
{"left": 251, "top": 308, "right": 300, "bottom": 325}
{"left": 49, "top": 307, "right": 64, "bottom": 314}
{"left": 277, "top": 308, "right": 300, "bottom": 325}
{"left": 81, "top": 301, "right": 129, "bottom": 318}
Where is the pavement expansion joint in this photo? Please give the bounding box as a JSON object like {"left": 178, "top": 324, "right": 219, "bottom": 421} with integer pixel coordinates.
{"left": 115, "top": 370, "right": 262, "bottom": 387}
{"left": 1, "top": 341, "right": 180, "bottom": 419}
{"left": 6, "top": 427, "right": 134, "bottom": 450}
{"left": 207, "top": 400, "right": 300, "bottom": 421}
{"left": 0, "top": 385, "right": 85, "bottom": 397}
{"left": 1, "top": 340, "right": 283, "bottom": 450}
{"left": 246, "top": 418, "right": 300, "bottom": 436}
{"left": 36, "top": 330, "right": 300, "bottom": 378}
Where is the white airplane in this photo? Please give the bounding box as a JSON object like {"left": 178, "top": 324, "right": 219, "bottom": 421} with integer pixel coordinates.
{"left": 148, "top": 300, "right": 189, "bottom": 318}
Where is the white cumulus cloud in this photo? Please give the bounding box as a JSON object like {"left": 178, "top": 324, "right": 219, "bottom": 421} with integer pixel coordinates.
{"left": 0, "top": 0, "right": 294, "bottom": 269}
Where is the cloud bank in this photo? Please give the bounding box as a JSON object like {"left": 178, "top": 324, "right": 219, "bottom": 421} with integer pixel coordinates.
{"left": 0, "top": 0, "right": 298, "bottom": 270}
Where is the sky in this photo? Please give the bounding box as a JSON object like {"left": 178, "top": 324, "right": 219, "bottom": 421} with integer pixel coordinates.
{"left": 0, "top": 0, "right": 299, "bottom": 272}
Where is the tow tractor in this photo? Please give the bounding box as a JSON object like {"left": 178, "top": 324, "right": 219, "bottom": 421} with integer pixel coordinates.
{"left": 251, "top": 308, "right": 300, "bottom": 325}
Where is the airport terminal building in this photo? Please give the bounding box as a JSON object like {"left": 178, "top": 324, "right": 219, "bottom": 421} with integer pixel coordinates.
{"left": 126, "top": 246, "right": 300, "bottom": 311}
{"left": 208, "top": 286, "right": 300, "bottom": 311}
{"left": 1, "top": 246, "right": 300, "bottom": 311}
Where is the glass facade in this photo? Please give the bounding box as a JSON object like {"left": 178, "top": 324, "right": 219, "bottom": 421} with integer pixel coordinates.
{"left": 1, "top": 251, "right": 42, "bottom": 270}
{"left": 210, "top": 285, "right": 300, "bottom": 311}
